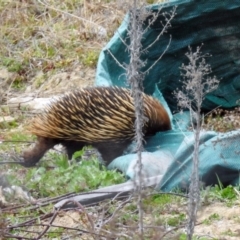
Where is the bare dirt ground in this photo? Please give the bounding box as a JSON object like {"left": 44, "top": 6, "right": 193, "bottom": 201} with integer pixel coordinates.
{"left": 1, "top": 0, "right": 240, "bottom": 239}
{"left": 195, "top": 202, "right": 240, "bottom": 240}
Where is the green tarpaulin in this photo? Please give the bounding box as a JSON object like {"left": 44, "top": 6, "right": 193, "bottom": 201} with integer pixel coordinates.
{"left": 95, "top": 0, "right": 240, "bottom": 191}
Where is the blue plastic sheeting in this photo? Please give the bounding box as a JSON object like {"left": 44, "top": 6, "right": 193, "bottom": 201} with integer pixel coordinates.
{"left": 159, "top": 130, "right": 240, "bottom": 191}
{"left": 95, "top": 0, "right": 240, "bottom": 190}
{"left": 108, "top": 150, "right": 174, "bottom": 180}
{"left": 96, "top": 0, "right": 240, "bottom": 112}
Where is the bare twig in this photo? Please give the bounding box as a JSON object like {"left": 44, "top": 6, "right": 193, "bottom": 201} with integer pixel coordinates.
{"left": 127, "top": 1, "right": 147, "bottom": 237}
{"left": 174, "top": 45, "right": 219, "bottom": 239}
{"left": 143, "top": 34, "right": 172, "bottom": 74}
{"left": 37, "top": 0, "right": 106, "bottom": 36}
{"left": 144, "top": 6, "right": 176, "bottom": 51}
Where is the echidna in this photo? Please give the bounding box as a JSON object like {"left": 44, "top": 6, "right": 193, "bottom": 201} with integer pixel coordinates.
{"left": 21, "top": 87, "right": 171, "bottom": 167}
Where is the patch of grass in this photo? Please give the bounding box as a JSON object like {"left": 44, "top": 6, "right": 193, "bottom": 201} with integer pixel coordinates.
{"left": 0, "top": 118, "right": 18, "bottom": 130}
{"left": 144, "top": 193, "right": 174, "bottom": 206}
{"left": 167, "top": 213, "right": 186, "bottom": 226}
{"left": 1, "top": 57, "right": 23, "bottom": 73}
{"left": 0, "top": 132, "right": 33, "bottom": 155}
{"left": 203, "top": 213, "right": 221, "bottom": 225}
{"left": 0, "top": 0, "right": 123, "bottom": 91}
{"left": 179, "top": 234, "right": 217, "bottom": 240}
{"left": 212, "top": 184, "right": 237, "bottom": 201}
{"left": 221, "top": 229, "right": 237, "bottom": 237}
{"left": 10, "top": 149, "right": 125, "bottom": 198}
{"left": 141, "top": 193, "right": 187, "bottom": 229}
{"left": 143, "top": 192, "right": 183, "bottom": 214}
{"left": 119, "top": 212, "right": 139, "bottom": 224}
{"left": 46, "top": 227, "right": 64, "bottom": 239}
{"left": 78, "top": 49, "right": 100, "bottom": 68}
{"left": 2, "top": 132, "right": 33, "bottom": 142}
{"left": 0, "top": 57, "right": 28, "bottom": 89}
{"left": 201, "top": 184, "right": 238, "bottom": 207}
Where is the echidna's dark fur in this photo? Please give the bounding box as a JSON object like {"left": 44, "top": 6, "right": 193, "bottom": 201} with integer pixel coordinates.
{"left": 22, "top": 87, "right": 171, "bottom": 167}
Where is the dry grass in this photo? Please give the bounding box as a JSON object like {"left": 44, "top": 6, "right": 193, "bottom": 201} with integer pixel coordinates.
{"left": 0, "top": 0, "right": 167, "bottom": 100}
{"left": 204, "top": 108, "right": 240, "bottom": 132}
{"left": 0, "top": 0, "right": 129, "bottom": 99}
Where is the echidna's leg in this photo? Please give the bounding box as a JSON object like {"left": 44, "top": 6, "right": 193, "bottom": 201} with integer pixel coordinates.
{"left": 61, "top": 140, "right": 85, "bottom": 159}
{"left": 22, "top": 136, "right": 58, "bottom": 167}
{"left": 94, "top": 140, "right": 132, "bottom": 166}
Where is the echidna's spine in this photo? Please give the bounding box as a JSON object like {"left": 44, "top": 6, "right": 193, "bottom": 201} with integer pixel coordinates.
{"left": 21, "top": 87, "right": 171, "bottom": 167}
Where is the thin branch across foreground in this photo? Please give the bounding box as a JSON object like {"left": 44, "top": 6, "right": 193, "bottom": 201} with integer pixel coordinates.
{"left": 0, "top": 176, "right": 188, "bottom": 239}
